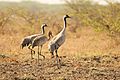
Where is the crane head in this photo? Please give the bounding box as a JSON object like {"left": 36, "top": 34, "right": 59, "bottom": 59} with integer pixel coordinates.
{"left": 64, "top": 15, "right": 71, "bottom": 19}
{"left": 48, "top": 31, "right": 53, "bottom": 40}
{"left": 41, "top": 23, "right": 47, "bottom": 28}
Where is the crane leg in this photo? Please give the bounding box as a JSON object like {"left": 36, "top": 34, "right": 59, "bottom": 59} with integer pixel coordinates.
{"left": 39, "top": 45, "right": 45, "bottom": 59}
{"left": 50, "top": 52, "right": 54, "bottom": 58}
{"left": 38, "top": 46, "right": 40, "bottom": 63}
{"left": 28, "top": 45, "right": 35, "bottom": 59}
{"left": 55, "top": 49, "right": 61, "bottom": 69}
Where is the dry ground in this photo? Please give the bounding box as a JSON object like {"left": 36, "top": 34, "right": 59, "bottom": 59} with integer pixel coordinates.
{"left": 0, "top": 27, "right": 120, "bottom": 80}
{"left": 0, "top": 54, "right": 120, "bottom": 80}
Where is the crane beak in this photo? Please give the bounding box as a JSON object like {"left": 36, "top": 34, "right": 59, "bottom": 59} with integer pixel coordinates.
{"left": 67, "top": 16, "right": 71, "bottom": 18}
{"left": 68, "top": 16, "right": 71, "bottom": 18}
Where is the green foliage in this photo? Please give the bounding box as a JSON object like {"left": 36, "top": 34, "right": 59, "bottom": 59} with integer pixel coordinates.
{"left": 66, "top": 0, "right": 120, "bottom": 35}
{"left": 0, "top": 1, "right": 66, "bottom": 35}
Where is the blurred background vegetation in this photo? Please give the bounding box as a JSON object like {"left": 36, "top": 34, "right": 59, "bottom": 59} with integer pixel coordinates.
{"left": 0, "top": 0, "right": 120, "bottom": 36}
{"left": 0, "top": 0, "right": 120, "bottom": 56}
{"left": 0, "top": 1, "right": 67, "bottom": 35}
{"left": 66, "top": 0, "right": 120, "bottom": 35}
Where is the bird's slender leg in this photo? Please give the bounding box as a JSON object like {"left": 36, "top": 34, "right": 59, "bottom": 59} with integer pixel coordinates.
{"left": 38, "top": 46, "right": 40, "bottom": 63}
{"left": 50, "top": 52, "right": 54, "bottom": 58}
{"left": 39, "top": 45, "right": 45, "bottom": 59}
{"left": 55, "top": 49, "right": 61, "bottom": 69}
{"left": 28, "top": 45, "right": 35, "bottom": 59}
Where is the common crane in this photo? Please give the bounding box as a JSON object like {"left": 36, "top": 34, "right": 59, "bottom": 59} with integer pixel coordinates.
{"left": 48, "top": 15, "right": 71, "bottom": 68}
{"left": 20, "top": 24, "right": 47, "bottom": 59}
{"left": 31, "top": 30, "right": 53, "bottom": 63}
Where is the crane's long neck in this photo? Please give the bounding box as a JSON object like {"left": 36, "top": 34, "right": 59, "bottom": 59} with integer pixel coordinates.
{"left": 61, "top": 17, "right": 67, "bottom": 34}
{"left": 41, "top": 27, "right": 45, "bottom": 35}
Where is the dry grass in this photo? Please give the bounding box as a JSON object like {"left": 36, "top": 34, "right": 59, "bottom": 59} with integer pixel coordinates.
{"left": 0, "top": 26, "right": 120, "bottom": 60}
{"left": 0, "top": 20, "right": 120, "bottom": 80}
{"left": 0, "top": 26, "right": 120, "bottom": 80}
{"left": 0, "top": 1, "right": 120, "bottom": 80}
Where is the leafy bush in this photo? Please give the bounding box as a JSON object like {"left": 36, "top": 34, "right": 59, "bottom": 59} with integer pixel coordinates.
{"left": 66, "top": 0, "right": 120, "bottom": 35}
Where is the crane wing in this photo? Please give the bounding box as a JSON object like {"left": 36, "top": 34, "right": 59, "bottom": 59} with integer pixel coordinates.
{"left": 32, "top": 35, "right": 48, "bottom": 47}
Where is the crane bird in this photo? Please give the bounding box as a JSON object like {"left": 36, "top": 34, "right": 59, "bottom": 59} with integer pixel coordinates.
{"left": 31, "top": 30, "right": 53, "bottom": 63}
{"left": 20, "top": 24, "right": 47, "bottom": 59}
{"left": 48, "top": 15, "right": 71, "bottom": 68}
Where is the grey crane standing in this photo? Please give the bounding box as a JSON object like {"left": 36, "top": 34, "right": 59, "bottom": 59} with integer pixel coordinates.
{"left": 31, "top": 30, "right": 53, "bottom": 63}
{"left": 20, "top": 24, "right": 47, "bottom": 59}
{"left": 48, "top": 15, "right": 71, "bottom": 68}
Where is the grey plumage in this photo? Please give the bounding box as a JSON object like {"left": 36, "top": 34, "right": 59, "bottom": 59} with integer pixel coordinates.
{"left": 32, "top": 31, "right": 53, "bottom": 48}
{"left": 21, "top": 34, "right": 39, "bottom": 49}
{"left": 32, "top": 35, "right": 48, "bottom": 48}
{"left": 48, "top": 15, "right": 71, "bottom": 68}
{"left": 31, "top": 30, "right": 53, "bottom": 63}
{"left": 20, "top": 24, "right": 47, "bottom": 59}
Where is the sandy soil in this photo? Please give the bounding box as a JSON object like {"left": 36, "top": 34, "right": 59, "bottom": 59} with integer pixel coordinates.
{"left": 0, "top": 54, "right": 120, "bottom": 80}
